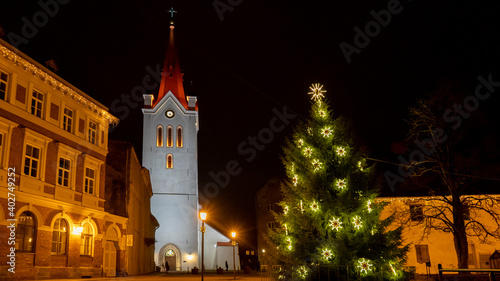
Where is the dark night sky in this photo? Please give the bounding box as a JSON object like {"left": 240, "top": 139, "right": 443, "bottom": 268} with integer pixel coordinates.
{"left": 1, "top": 0, "right": 500, "bottom": 249}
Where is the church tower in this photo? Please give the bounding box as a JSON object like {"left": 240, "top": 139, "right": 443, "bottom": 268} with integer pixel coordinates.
{"left": 142, "top": 16, "right": 199, "bottom": 271}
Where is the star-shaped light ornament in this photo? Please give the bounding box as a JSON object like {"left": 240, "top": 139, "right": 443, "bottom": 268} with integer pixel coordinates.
{"left": 352, "top": 215, "right": 362, "bottom": 229}
{"left": 303, "top": 147, "right": 313, "bottom": 157}
{"left": 357, "top": 258, "right": 373, "bottom": 275}
{"left": 322, "top": 249, "right": 333, "bottom": 260}
{"left": 297, "top": 266, "right": 308, "bottom": 279}
{"left": 321, "top": 126, "right": 332, "bottom": 137}
{"left": 292, "top": 175, "right": 298, "bottom": 186}
{"left": 297, "top": 139, "right": 304, "bottom": 147}
{"left": 336, "top": 147, "right": 346, "bottom": 157}
{"left": 308, "top": 83, "right": 326, "bottom": 102}
{"left": 336, "top": 179, "right": 347, "bottom": 190}
{"left": 318, "top": 110, "right": 326, "bottom": 118}
{"left": 312, "top": 159, "right": 322, "bottom": 172}
{"left": 310, "top": 201, "right": 319, "bottom": 212}
{"left": 329, "top": 217, "right": 342, "bottom": 231}
{"left": 284, "top": 206, "right": 289, "bottom": 215}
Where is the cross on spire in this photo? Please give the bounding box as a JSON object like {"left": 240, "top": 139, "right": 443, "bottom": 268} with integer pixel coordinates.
{"left": 168, "top": 7, "right": 177, "bottom": 18}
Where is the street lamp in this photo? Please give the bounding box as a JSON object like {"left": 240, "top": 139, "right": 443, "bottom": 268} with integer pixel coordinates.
{"left": 231, "top": 232, "right": 236, "bottom": 280}
{"left": 200, "top": 212, "right": 207, "bottom": 281}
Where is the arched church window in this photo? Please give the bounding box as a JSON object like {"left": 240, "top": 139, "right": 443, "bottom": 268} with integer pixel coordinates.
{"left": 166, "top": 154, "right": 173, "bottom": 169}
{"left": 80, "top": 223, "right": 93, "bottom": 256}
{"left": 176, "top": 126, "right": 183, "bottom": 147}
{"left": 156, "top": 125, "right": 163, "bottom": 147}
{"left": 16, "top": 211, "right": 36, "bottom": 252}
{"left": 166, "top": 126, "right": 173, "bottom": 147}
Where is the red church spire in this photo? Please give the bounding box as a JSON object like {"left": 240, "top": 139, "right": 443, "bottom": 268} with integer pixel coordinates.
{"left": 156, "top": 11, "right": 188, "bottom": 108}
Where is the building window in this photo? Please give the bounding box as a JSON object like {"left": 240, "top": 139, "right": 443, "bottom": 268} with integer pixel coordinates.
{"left": 15, "top": 211, "right": 36, "bottom": 252}
{"left": 267, "top": 222, "right": 275, "bottom": 229}
{"left": 80, "top": 223, "right": 93, "bottom": 256}
{"left": 176, "top": 126, "right": 183, "bottom": 147}
{"left": 410, "top": 204, "right": 424, "bottom": 222}
{"left": 84, "top": 168, "right": 95, "bottom": 195}
{"left": 31, "top": 90, "right": 44, "bottom": 118}
{"left": 24, "top": 144, "right": 40, "bottom": 178}
{"left": 267, "top": 204, "right": 274, "bottom": 212}
{"left": 166, "top": 126, "right": 173, "bottom": 147}
{"left": 57, "top": 158, "right": 71, "bottom": 187}
{"left": 88, "top": 121, "right": 97, "bottom": 144}
{"left": 166, "top": 154, "right": 173, "bottom": 169}
{"left": 52, "top": 218, "right": 68, "bottom": 254}
{"left": 63, "top": 108, "right": 73, "bottom": 133}
{"left": 156, "top": 125, "right": 163, "bottom": 147}
{"left": 415, "top": 244, "right": 430, "bottom": 264}
{"left": 0, "top": 70, "right": 8, "bottom": 100}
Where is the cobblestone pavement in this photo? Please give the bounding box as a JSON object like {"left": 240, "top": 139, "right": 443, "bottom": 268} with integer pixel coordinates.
{"left": 25, "top": 272, "right": 269, "bottom": 281}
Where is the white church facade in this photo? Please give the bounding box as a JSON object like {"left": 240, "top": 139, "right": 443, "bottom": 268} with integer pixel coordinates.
{"left": 142, "top": 18, "right": 239, "bottom": 272}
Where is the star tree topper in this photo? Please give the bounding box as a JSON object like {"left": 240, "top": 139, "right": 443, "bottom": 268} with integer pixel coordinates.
{"left": 308, "top": 83, "right": 326, "bottom": 101}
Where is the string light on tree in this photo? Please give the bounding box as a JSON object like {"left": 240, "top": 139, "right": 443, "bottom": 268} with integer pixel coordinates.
{"left": 297, "top": 266, "right": 308, "bottom": 279}
{"left": 307, "top": 127, "right": 313, "bottom": 135}
{"left": 357, "top": 258, "right": 373, "bottom": 275}
{"left": 311, "top": 159, "right": 323, "bottom": 172}
{"left": 303, "top": 147, "right": 313, "bottom": 157}
{"left": 298, "top": 139, "right": 304, "bottom": 147}
{"left": 292, "top": 175, "right": 298, "bottom": 186}
{"left": 318, "top": 110, "right": 326, "bottom": 118}
{"left": 367, "top": 200, "right": 373, "bottom": 213}
{"left": 336, "top": 179, "right": 347, "bottom": 190}
{"left": 308, "top": 83, "right": 326, "bottom": 101}
{"left": 358, "top": 161, "right": 364, "bottom": 171}
{"left": 352, "top": 215, "right": 363, "bottom": 229}
{"left": 321, "top": 126, "right": 332, "bottom": 137}
{"left": 284, "top": 206, "right": 289, "bottom": 215}
{"left": 322, "top": 249, "right": 333, "bottom": 260}
{"left": 336, "top": 147, "right": 346, "bottom": 157}
{"left": 329, "top": 217, "right": 343, "bottom": 231}
{"left": 310, "top": 201, "right": 319, "bottom": 212}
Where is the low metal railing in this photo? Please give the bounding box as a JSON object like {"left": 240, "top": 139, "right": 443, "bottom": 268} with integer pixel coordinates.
{"left": 439, "top": 268, "right": 500, "bottom": 281}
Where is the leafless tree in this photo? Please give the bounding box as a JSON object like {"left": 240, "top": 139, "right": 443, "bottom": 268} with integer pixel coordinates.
{"left": 398, "top": 83, "right": 500, "bottom": 269}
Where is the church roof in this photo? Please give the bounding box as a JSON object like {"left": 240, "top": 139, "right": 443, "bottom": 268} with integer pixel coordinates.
{"left": 155, "top": 19, "right": 189, "bottom": 109}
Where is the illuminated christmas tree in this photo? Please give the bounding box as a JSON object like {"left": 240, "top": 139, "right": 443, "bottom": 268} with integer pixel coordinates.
{"left": 271, "top": 84, "right": 408, "bottom": 280}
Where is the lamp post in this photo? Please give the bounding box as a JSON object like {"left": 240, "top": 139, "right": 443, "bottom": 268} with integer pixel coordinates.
{"left": 200, "top": 212, "right": 207, "bottom": 281}
{"left": 231, "top": 232, "right": 236, "bottom": 280}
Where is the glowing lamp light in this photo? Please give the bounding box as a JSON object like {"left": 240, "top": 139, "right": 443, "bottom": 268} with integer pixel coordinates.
{"left": 231, "top": 232, "right": 236, "bottom": 238}
{"left": 200, "top": 212, "right": 207, "bottom": 221}
{"left": 73, "top": 226, "right": 84, "bottom": 235}
{"left": 187, "top": 254, "right": 193, "bottom": 260}
{"left": 262, "top": 249, "right": 266, "bottom": 253}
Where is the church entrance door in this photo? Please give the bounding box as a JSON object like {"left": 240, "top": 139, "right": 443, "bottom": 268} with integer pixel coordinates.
{"left": 165, "top": 249, "right": 176, "bottom": 271}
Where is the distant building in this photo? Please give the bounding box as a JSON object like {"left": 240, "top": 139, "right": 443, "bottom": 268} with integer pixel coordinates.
{"left": 105, "top": 140, "right": 158, "bottom": 275}
{"left": 380, "top": 196, "right": 500, "bottom": 274}
{"left": 255, "top": 177, "right": 282, "bottom": 267}
{"left": 0, "top": 38, "right": 125, "bottom": 280}
{"left": 141, "top": 18, "right": 237, "bottom": 271}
